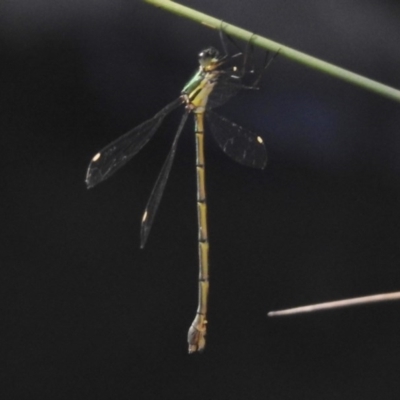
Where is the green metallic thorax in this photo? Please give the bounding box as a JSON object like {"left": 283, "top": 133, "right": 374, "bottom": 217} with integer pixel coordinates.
{"left": 182, "top": 68, "right": 220, "bottom": 113}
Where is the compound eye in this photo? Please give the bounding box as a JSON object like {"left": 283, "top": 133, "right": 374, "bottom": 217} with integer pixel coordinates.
{"left": 208, "top": 47, "right": 219, "bottom": 58}
{"left": 198, "top": 47, "right": 219, "bottom": 67}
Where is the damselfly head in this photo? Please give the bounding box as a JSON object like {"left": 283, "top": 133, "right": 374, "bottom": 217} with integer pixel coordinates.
{"left": 198, "top": 47, "right": 220, "bottom": 69}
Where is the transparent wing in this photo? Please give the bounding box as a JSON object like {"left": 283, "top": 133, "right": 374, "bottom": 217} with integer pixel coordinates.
{"left": 206, "top": 109, "right": 267, "bottom": 169}
{"left": 86, "top": 97, "right": 183, "bottom": 188}
{"left": 207, "top": 70, "right": 259, "bottom": 110}
{"left": 207, "top": 76, "right": 243, "bottom": 110}
{"left": 140, "top": 111, "right": 189, "bottom": 248}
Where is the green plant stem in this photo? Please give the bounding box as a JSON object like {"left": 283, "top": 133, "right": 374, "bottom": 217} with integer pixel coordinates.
{"left": 144, "top": 0, "right": 400, "bottom": 103}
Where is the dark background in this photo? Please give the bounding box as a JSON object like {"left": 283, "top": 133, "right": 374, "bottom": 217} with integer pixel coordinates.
{"left": 2, "top": 1, "right": 400, "bottom": 399}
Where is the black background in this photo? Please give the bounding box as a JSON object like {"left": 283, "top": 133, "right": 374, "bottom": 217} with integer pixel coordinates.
{"left": 2, "top": 1, "right": 400, "bottom": 399}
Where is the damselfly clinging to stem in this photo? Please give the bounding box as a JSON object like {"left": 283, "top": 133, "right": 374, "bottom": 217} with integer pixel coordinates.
{"left": 86, "top": 29, "right": 277, "bottom": 353}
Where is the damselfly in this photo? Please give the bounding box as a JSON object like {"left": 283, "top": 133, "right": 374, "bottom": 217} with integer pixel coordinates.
{"left": 86, "top": 33, "right": 274, "bottom": 353}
